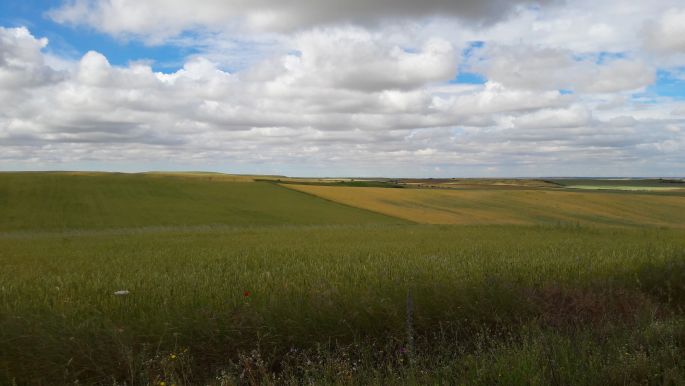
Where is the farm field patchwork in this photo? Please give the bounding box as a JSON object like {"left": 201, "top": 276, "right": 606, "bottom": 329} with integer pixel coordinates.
{"left": 0, "top": 173, "right": 684, "bottom": 385}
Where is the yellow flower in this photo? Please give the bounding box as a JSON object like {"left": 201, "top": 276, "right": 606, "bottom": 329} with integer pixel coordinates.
{"left": 170, "top": 354, "right": 177, "bottom": 359}
{"left": 159, "top": 382, "right": 166, "bottom": 386}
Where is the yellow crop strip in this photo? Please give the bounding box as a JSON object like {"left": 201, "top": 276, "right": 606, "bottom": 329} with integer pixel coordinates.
{"left": 286, "top": 185, "right": 685, "bottom": 228}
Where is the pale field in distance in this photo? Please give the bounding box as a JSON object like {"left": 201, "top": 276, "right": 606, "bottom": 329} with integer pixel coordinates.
{"left": 565, "top": 185, "right": 685, "bottom": 191}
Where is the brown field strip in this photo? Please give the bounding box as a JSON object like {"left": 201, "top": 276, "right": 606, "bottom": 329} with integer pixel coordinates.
{"left": 285, "top": 185, "right": 685, "bottom": 227}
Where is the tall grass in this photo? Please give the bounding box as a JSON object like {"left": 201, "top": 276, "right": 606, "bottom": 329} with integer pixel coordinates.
{"left": 1, "top": 224, "right": 684, "bottom": 384}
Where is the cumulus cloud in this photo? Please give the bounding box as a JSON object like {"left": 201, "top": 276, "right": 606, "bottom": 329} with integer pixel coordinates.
{"left": 0, "top": 27, "right": 64, "bottom": 88}
{"left": 283, "top": 29, "right": 457, "bottom": 91}
{"left": 49, "top": 0, "right": 557, "bottom": 39}
{"left": 3, "top": 0, "right": 685, "bottom": 176}
{"left": 513, "top": 106, "right": 591, "bottom": 129}
{"left": 473, "top": 45, "right": 655, "bottom": 93}
{"left": 643, "top": 8, "right": 685, "bottom": 54}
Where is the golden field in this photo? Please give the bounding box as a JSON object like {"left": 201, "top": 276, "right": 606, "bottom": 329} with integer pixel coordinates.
{"left": 286, "top": 184, "right": 685, "bottom": 227}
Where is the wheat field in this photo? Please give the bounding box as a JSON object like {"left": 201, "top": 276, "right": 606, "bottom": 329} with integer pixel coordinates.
{"left": 287, "top": 184, "right": 685, "bottom": 227}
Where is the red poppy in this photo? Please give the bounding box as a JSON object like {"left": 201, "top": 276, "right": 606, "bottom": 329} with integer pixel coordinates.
{"left": 243, "top": 290, "right": 251, "bottom": 297}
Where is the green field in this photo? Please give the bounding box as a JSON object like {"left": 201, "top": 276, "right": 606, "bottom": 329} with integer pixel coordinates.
{"left": 0, "top": 173, "right": 403, "bottom": 232}
{"left": 1, "top": 173, "right": 685, "bottom": 385}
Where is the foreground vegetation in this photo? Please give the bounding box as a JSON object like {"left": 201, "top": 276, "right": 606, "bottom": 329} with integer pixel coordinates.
{"left": 2, "top": 225, "right": 684, "bottom": 385}
{"left": 0, "top": 173, "right": 684, "bottom": 385}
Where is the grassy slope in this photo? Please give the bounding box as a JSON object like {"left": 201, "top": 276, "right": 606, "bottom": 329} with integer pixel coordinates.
{"left": 0, "top": 173, "right": 404, "bottom": 231}
{"left": 286, "top": 184, "right": 685, "bottom": 227}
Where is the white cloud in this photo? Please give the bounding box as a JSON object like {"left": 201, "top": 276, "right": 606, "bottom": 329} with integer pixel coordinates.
{"left": 473, "top": 45, "right": 655, "bottom": 93}
{"left": 282, "top": 28, "right": 457, "bottom": 91}
{"left": 49, "top": 0, "right": 557, "bottom": 40}
{"left": 3, "top": 1, "right": 685, "bottom": 176}
{"left": 513, "top": 106, "right": 591, "bottom": 129}
{"left": 0, "top": 26, "right": 64, "bottom": 88}
{"left": 644, "top": 8, "right": 685, "bottom": 54}
{"left": 457, "top": 0, "right": 683, "bottom": 55}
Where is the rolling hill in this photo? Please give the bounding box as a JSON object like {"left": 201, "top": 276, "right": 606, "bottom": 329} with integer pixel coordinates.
{"left": 0, "top": 173, "right": 405, "bottom": 232}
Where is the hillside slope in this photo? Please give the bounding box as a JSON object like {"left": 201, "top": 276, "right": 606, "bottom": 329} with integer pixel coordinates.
{"left": 0, "top": 173, "right": 405, "bottom": 231}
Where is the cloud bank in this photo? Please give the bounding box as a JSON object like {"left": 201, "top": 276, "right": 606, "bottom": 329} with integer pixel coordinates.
{"left": 1, "top": 1, "right": 684, "bottom": 176}
{"left": 50, "top": 0, "right": 557, "bottom": 38}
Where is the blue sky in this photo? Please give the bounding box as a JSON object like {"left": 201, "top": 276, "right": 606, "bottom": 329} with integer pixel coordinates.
{"left": 0, "top": 0, "right": 195, "bottom": 71}
{"left": 0, "top": 0, "right": 684, "bottom": 177}
{"left": 647, "top": 70, "right": 685, "bottom": 100}
{"left": 1, "top": 1, "right": 682, "bottom": 96}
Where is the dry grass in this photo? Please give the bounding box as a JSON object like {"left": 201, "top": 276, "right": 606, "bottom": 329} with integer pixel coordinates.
{"left": 286, "top": 185, "right": 685, "bottom": 227}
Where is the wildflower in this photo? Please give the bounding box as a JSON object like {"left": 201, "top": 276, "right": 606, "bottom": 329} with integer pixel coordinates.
{"left": 113, "top": 290, "right": 129, "bottom": 296}
{"left": 170, "top": 354, "right": 177, "bottom": 360}
{"left": 243, "top": 290, "right": 251, "bottom": 297}
{"left": 159, "top": 382, "right": 166, "bottom": 386}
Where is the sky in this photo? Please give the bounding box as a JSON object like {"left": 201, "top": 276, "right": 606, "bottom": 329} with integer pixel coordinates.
{"left": 0, "top": 1, "right": 684, "bottom": 177}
